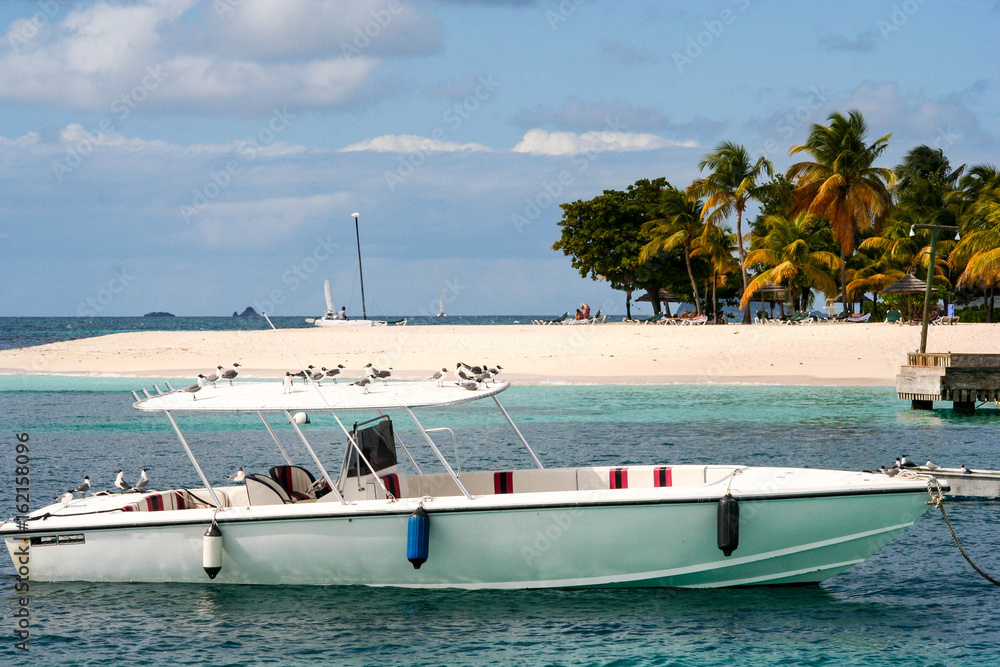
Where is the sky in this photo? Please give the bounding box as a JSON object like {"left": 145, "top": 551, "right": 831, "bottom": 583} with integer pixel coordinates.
{"left": 0, "top": 0, "right": 998, "bottom": 317}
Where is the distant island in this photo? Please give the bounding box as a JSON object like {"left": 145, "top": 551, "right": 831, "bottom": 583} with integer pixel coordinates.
{"left": 143, "top": 311, "right": 175, "bottom": 318}
{"left": 233, "top": 307, "right": 261, "bottom": 318}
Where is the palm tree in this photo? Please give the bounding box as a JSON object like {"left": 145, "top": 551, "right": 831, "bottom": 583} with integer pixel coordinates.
{"left": 952, "top": 181, "right": 1000, "bottom": 321}
{"left": 640, "top": 187, "right": 706, "bottom": 315}
{"left": 787, "top": 110, "right": 895, "bottom": 314}
{"left": 847, "top": 255, "right": 903, "bottom": 321}
{"left": 740, "top": 213, "right": 842, "bottom": 312}
{"left": 691, "top": 141, "right": 774, "bottom": 323}
{"left": 692, "top": 223, "right": 739, "bottom": 323}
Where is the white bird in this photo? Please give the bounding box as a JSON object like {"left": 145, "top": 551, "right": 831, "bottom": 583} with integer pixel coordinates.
{"left": 901, "top": 454, "right": 915, "bottom": 468}
{"left": 884, "top": 466, "right": 900, "bottom": 477}
{"left": 365, "top": 363, "right": 378, "bottom": 379}
{"left": 57, "top": 490, "right": 74, "bottom": 505}
{"left": 221, "top": 362, "right": 241, "bottom": 385}
{"left": 283, "top": 372, "right": 293, "bottom": 394}
{"left": 184, "top": 375, "right": 206, "bottom": 400}
{"left": 307, "top": 365, "right": 325, "bottom": 383}
{"left": 228, "top": 467, "right": 245, "bottom": 483}
{"left": 375, "top": 367, "right": 393, "bottom": 384}
{"left": 454, "top": 363, "right": 474, "bottom": 382}
{"left": 430, "top": 368, "right": 447, "bottom": 386}
{"left": 925, "top": 460, "right": 940, "bottom": 471}
{"left": 113, "top": 469, "right": 130, "bottom": 492}
{"left": 891, "top": 457, "right": 902, "bottom": 469}
{"left": 488, "top": 364, "right": 503, "bottom": 378}
{"left": 352, "top": 376, "right": 373, "bottom": 393}
{"left": 961, "top": 464, "right": 973, "bottom": 475}
{"left": 458, "top": 380, "right": 480, "bottom": 391}
{"left": 131, "top": 468, "right": 149, "bottom": 492}
{"left": 324, "top": 365, "right": 345, "bottom": 382}
{"left": 73, "top": 475, "right": 91, "bottom": 494}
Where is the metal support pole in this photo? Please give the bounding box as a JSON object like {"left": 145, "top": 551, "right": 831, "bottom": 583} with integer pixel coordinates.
{"left": 493, "top": 395, "right": 544, "bottom": 469}
{"left": 164, "top": 411, "right": 223, "bottom": 508}
{"left": 378, "top": 409, "right": 422, "bottom": 475}
{"left": 919, "top": 229, "right": 939, "bottom": 354}
{"left": 284, "top": 410, "right": 346, "bottom": 505}
{"left": 258, "top": 412, "right": 294, "bottom": 466}
{"left": 405, "top": 407, "right": 472, "bottom": 499}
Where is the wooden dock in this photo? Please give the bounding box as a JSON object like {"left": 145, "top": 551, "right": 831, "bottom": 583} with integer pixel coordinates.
{"left": 896, "top": 353, "right": 1000, "bottom": 412}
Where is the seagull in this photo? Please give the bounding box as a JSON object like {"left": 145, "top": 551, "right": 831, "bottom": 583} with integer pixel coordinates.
{"left": 131, "top": 468, "right": 149, "bottom": 492}
{"left": 891, "top": 457, "right": 902, "bottom": 469}
{"left": 375, "top": 367, "right": 393, "bottom": 384}
{"left": 900, "top": 454, "right": 915, "bottom": 468}
{"left": 365, "top": 363, "right": 378, "bottom": 379}
{"left": 458, "top": 380, "right": 480, "bottom": 391}
{"left": 73, "top": 475, "right": 91, "bottom": 495}
{"left": 220, "top": 362, "right": 241, "bottom": 385}
{"left": 203, "top": 367, "right": 221, "bottom": 387}
{"left": 323, "top": 365, "right": 345, "bottom": 382}
{"left": 488, "top": 364, "right": 503, "bottom": 378}
{"left": 460, "top": 362, "right": 486, "bottom": 375}
{"left": 283, "top": 372, "right": 293, "bottom": 394}
{"left": 228, "top": 467, "right": 245, "bottom": 483}
{"left": 455, "top": 363, "right": 474, "bottom": 382}
{"left": 884, "top": 466, "right": 900, "bottom": 477}
{"left": 430, "top": 368, "right": 447, "bottom": 386}
{"left": 289, "top": 369, "right": 307, "bottom": 378}
{"left": 113, "top": 469, "right": 130, "bottom": 492}
{"left": 184, "top": 375, "right": 206, "bottom": 400}
{"left": 307, "top": 365, "right": 325, "bottom": 383}
{"left": 961, "top": 464, "right": 973, "bottom": 475}
{"left": 57, "top": 490, "right": 74, "bottom": 504}
{"left": 352, "top": 376, "right": 373, "bottom": 394}
{"left": 925, "top": 460, "right": 940, "bottom": 471}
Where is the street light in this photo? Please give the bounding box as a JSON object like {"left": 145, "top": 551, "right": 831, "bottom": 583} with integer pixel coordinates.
{"left": 352, "top": 212, "right": 367, "bottom": 320}
{"left": 910, "top": 223, "right": 960, "bottom": 354}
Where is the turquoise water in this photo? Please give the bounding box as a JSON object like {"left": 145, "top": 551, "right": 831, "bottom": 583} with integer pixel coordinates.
{"left": 1, "top": 380, "right": 999, "bottom": 665}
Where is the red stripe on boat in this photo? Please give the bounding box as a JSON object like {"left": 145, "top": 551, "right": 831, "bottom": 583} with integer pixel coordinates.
{"left": 381, "top": 473, "right": 400, "bottom": 498}
{"left": 654, "top": 466, "right": 672, "bottom": 487}
{"left": 610, "top": 468, "right": 628, "bottom": 489}
{"left": 494, "top": 471, "right": 513, "bottom": 494}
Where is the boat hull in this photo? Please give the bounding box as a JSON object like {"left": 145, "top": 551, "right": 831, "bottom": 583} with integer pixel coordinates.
{"left": 3, "top": 485, "right": 933, "bottom": 589}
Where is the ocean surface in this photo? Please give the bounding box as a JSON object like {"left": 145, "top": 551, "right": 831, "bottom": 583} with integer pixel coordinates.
{"left": 1, "top": 374, "right": 999, "bottom": 666}
{"left": 0, "top": 316, "right": 591, "bottom": 352}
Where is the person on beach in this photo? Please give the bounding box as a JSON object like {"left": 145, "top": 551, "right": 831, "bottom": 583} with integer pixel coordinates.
{"left": 337, "top": 306, "right": 347, "bottom": 320}
{"left": 580, "top": 302, "right": 590, "bottom": 319}
{"left": 574, "top": 309, "right": 584, "bottom": 321}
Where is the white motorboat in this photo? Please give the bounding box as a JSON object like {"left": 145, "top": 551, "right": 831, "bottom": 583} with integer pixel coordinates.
{"left": 3, "top": 378, "right": 943, "bottom": 588}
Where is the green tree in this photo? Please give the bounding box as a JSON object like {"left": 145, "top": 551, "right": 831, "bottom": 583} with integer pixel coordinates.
{"left": 553, "top": 178, "right": 676, "bottom": 315}
{"left": 787, "top": 110, "right": 895, "bottom": 313}
{"left": 741, "top": 213, "right": 842, "bottom": 312}
{"left": 692, "top": 222, "right": 739, "bottom": 323}
{"left": 691, "top": 141, "right": 775, "bottom": 323}
{"left": 952, "top": 179, "right": 1000, "bottom": 321}
{"left": 639, "top": 187, "right": 706, "bottom": 315}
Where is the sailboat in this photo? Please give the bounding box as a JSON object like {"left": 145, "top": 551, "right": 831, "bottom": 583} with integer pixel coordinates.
{"left": 436, "top": 294, "right": 446, "bottom": 318}
{"left": 307, "top": 213, "right": 397, "bottom": 327}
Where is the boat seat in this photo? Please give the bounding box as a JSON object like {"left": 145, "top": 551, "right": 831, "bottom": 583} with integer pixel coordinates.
{"left": 119, "top": 489, "right": 213, "bottom": 512}
{"left": 245, "top": 474, "right": 293, "bottom": 505}
{"left": 269, "top": 465, "right": 317, "bottom": 500}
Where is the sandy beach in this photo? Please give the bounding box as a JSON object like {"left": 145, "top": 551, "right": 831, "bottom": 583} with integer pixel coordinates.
{"left": 2, "top": 322, "right": 998, "bottom": 385}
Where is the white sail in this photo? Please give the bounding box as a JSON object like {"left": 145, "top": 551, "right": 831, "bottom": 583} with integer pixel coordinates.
{"left": 324, "top": 279, "right": 334, "bottom": 313}
{"left": 437, "top": 294, "right": 445, "bottom": 317}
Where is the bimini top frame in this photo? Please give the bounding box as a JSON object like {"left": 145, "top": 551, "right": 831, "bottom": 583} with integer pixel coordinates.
{"left": 133, "top": 379, "right": 541, "bottom": 505}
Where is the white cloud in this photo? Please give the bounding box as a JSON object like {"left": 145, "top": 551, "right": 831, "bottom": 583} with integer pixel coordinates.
{"left": 191, "top": 194, "right": 350, "bottom": 250}
{"left": 511, "top": 129, "right": 696, "bottom": 155}
{"left": 0, "top": 132, "right": 40, "bottom": 148}
{"left": 340, "top": 134, "right": 492, "bottom": 153}
{"left": 0, "top": 0, "right": 437, "bottom": 115}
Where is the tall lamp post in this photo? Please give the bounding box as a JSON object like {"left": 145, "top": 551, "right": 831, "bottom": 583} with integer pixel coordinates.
{"left": 910, "top": 223, "right": 960, "bottom": 354}
{"left": 352, "top": 212, "right": 367, "bottom": 320}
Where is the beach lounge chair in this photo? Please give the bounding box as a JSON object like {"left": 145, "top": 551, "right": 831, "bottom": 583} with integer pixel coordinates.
{"left": 932, "top": 315, "right": 960, "bottom": 325}
{"left": 681, "top": 315, "right": 708, "bottom": 325}
{"left": 884, "top": 310, "right": 901, "bottom": 324}
{"left": 587, "top": 309, "right": 605, "bottom": 324}
{"left": 635, "top": 312, "right": 664, "bottom": 324}
{"left": 532, "top": 312, "right": 568, "bottom": 325}
{"left": 845, "top": 313, "right": 871, "bottom": 323}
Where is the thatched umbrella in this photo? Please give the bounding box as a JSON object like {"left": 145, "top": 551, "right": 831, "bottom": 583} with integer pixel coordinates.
{"left": 752, "top": 284, "right": 789, "bottom": 317}
{"left": 636, "top": 289, "right": 680, "bottom": 316}
{"left": 882, "top": 274, "right": 927, "bottom": 320}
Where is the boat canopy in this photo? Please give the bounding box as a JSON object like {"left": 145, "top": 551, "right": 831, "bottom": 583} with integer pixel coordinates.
{"left": 133, "top": 380, "right": 510, "bottom": 413}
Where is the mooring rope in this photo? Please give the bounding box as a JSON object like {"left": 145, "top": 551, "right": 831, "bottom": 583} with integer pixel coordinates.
{"left": 926, "top": 478, "right": 1000, "bottom": 587}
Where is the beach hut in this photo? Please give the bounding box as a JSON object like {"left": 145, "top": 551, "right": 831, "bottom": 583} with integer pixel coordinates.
{"left": 753, "top": 284, "right": 789, "bottom": 319}
{"left": 636, "top": 289, "right": 680, "bottom": 317}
